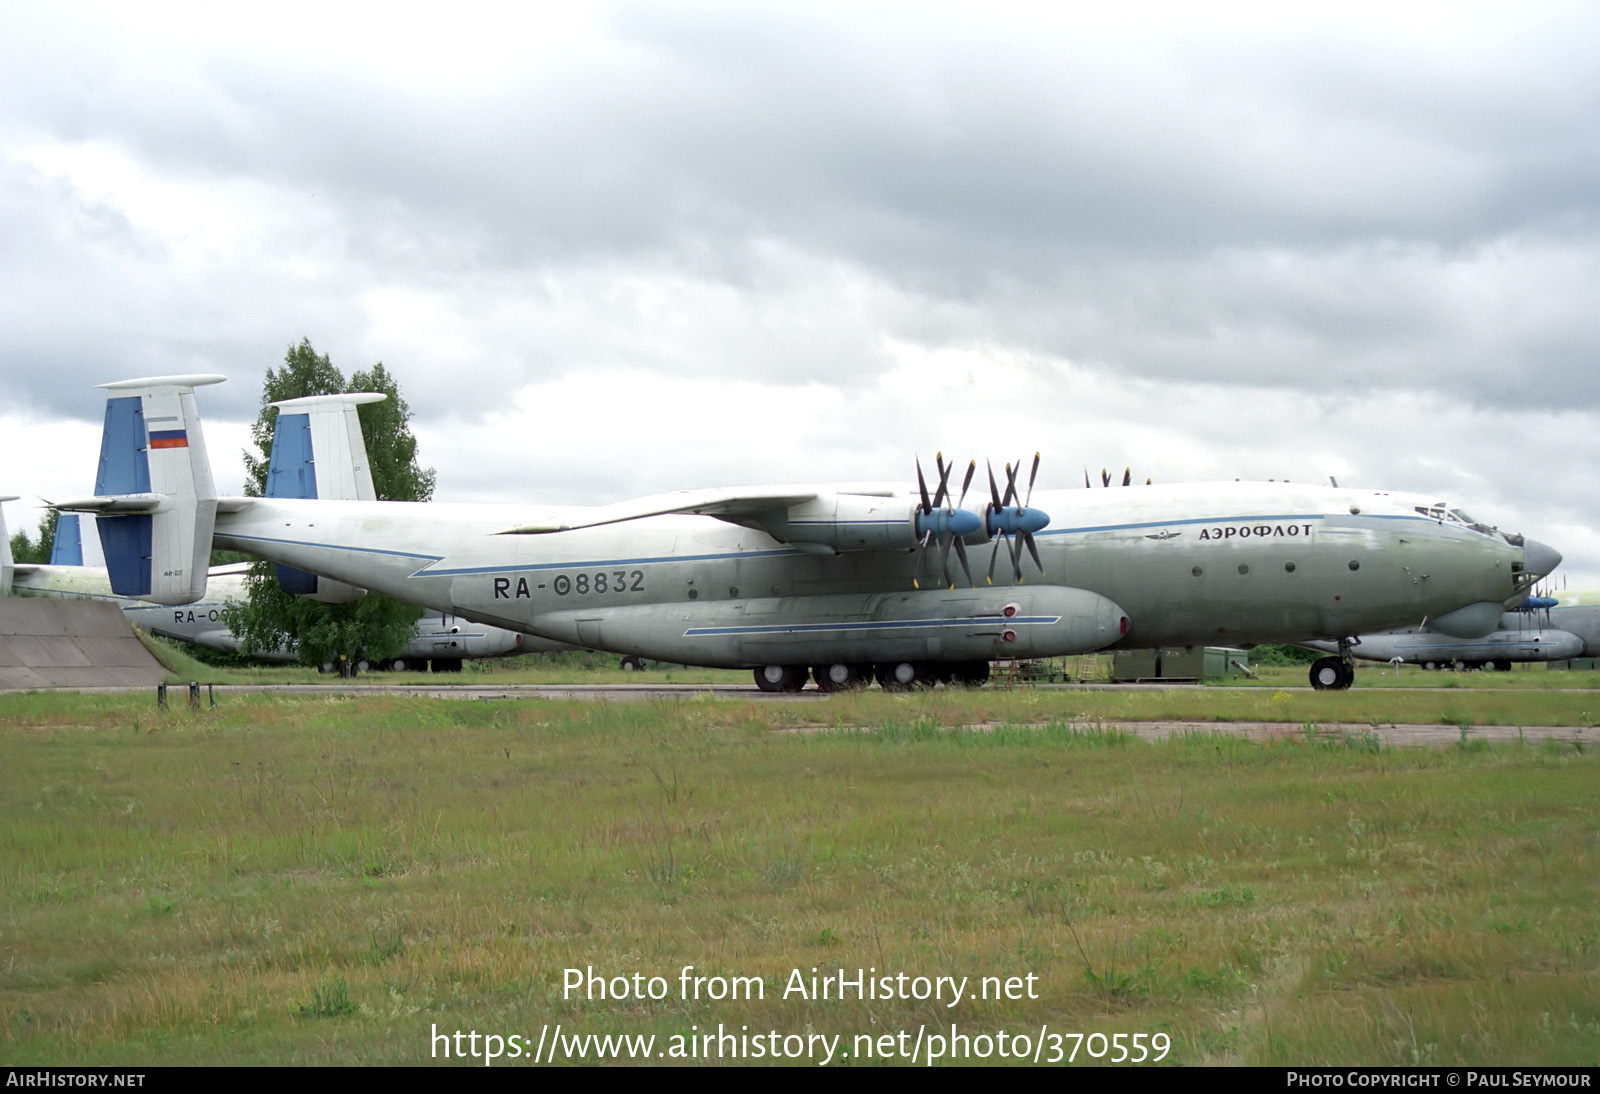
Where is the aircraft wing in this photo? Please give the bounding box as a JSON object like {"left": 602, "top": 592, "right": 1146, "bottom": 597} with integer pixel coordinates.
{"left": 495, "top": 485, "right": 898, "bottom": 535}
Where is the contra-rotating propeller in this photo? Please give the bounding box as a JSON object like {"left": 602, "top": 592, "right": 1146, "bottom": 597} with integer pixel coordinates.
{"left": 1084, "top": 467, "right": 1150, "bottom": 487}
{"left": 985, "top": 453, "right": 1051, "bottom": 584}
{"left": 913, "top": 453, "right": 979, "bottom": 588}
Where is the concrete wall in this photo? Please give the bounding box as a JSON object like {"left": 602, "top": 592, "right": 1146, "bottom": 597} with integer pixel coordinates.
{"left": 0, "top": 598, "right": 169, "bottom": 688}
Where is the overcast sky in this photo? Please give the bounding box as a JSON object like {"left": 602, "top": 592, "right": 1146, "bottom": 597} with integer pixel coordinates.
{"left": 2, "top": 0, "right": 1596, "bottom": 586}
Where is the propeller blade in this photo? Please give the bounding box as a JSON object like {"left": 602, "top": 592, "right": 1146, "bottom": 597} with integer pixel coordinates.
{"left": 1084, "top": 468, "right": 1091, "bottom": 489}
{"left": 957, "top": 460, "right": 976, "bottom": 510}
{"left": 952, "top": 536, "right": 972, "bottom": 587}
{"left": 1121, "top": 467, "right": 1131, "bottom": 487}
{"left": 932, "top": 452, "right": 951, "bottom": 509}
{"left": 1023, "top": 530, "right": 1043, "bottom": 574}
{"left": 1025, "top": 452, "right": 1040, "bottom": 506}
{"left": 916, "top": 458, "right": 931, "bottom": 514}
{"left": 987, "top": 537, "right": 1002, "bottom": 584}
{"left": 1101, "top": 468, "right": 1110, "bottom": 488}
{"left": 988, "top": 462, "right": 1003, "bottom": 511}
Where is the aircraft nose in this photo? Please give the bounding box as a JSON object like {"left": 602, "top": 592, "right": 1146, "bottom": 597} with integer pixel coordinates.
{"left": 1522, "top": 538, "right": 1562, "bottom": 580}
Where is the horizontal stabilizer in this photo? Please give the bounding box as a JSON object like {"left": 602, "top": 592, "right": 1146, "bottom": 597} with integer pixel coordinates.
{"left": 50, "top": 494, "right": 164, "bottom": 514}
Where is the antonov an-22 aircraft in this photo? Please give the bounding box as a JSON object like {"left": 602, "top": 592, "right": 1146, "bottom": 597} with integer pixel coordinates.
{"left": 54, "top": 375, "right": 1562, "bottom": 692}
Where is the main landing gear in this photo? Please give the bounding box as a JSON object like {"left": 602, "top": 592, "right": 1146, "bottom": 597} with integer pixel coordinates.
{"left": 752, "top": 660, "right": 992, "bottom": 692}
{"left": 1309, "top": 637, "right": 1358, "bottom": 690}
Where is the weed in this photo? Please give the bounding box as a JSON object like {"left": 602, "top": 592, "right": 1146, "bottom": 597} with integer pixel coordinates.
{"left": 295, "top": 978, "right": 357, "bottom": 1018}
{"left": 367, "top": 930, "right": 404, "bottom": 966}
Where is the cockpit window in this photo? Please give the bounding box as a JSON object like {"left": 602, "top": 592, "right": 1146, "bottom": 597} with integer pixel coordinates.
{"left": 1415, "top": 504, "right": 1496, "bottom": 536}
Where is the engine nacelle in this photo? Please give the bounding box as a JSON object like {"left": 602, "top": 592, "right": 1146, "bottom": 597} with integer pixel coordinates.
{"left": 760, "top": 494, "right": 920, "bottom": 552}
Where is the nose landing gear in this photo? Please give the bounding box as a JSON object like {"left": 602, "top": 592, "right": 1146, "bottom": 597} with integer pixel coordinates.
{"left": 1309, "top": 637, "right": 1358, "bottom": 690}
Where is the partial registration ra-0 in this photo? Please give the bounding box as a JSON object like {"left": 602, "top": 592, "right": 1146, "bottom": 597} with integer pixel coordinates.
{"left": 54, "top": 375, "right": 1561, "bottom": 691}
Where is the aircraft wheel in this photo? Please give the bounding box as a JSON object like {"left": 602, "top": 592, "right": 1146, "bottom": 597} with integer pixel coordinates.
{"left": 1423, "top": 661, "right": 1438, "bottom": 671}
{"left": 947, "top": 661, "right": 991, "bottom": 687}
{"left": 390, "top": 659, "right": 408, "bottom": 672}
{"left": 1310, "top": 656, "right": 1352, "bottom": 691}
{"left": 812, "top": 663, "right": 867, "bottom": 692}
{"left": 620, "top": 656, "right": 646, "bottom": 671}
{"left": 875, "top": 661, "right": 929, "bottom": 691}
{"left": 754, "top": 664, "right": 806, "bottom": 692}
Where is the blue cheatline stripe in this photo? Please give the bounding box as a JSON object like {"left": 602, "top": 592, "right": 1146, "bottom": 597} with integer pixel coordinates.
{"left": 219, "top": 533, "right": 804, "bottom": 577}
{"left": 1038, "top": 512, "right": 1438, "bottom": 537}
{"left": 50, "top": 514, "right": 84, "bottom": 566}
{"left": 265, "top": 413, "right": 316, "bottom": 499}
{"left": 1389, "top": 640, "right": 1539, "bottom": 654}
{"left": 418, "top": 547, "right": 806, "bottom": 577}
{"left": 99, "top": 514, "right": 153, "bottom": 596}
{"left": 95, "top": 397, "right": 152, "bottom": 496}
{"left": 683, "top": 615, "right": 1061, "bottom": 637}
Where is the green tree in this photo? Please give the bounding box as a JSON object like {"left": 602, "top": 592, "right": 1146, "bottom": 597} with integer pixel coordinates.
{"left": 8, "top": 510, "right": 57, "bottom": 564}
{"left": 224, "top": 339, "right": 436, "bottom": 668}
{"left": 6, "top": 511, "right": 57, "bottom": 562}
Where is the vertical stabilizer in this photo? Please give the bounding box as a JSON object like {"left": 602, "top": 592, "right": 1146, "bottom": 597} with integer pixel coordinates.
{"left": 266, "top": 392, "right": 383, "bottom": 502}
{"left": 49, "top": 512, "right": 104, "bottom": 567}
{"left": 0, "top": 495, "right": 17, "bottom": 596}
{"left": 264, "top": 392, "right": 385, "bottom": 603}
{"left": 92, "top": 374, "right": 224, "bottom": 604}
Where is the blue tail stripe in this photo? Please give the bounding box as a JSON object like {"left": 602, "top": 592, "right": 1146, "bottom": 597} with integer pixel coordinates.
{"left": 95, "top": 397, "right": 152, "bottom": 496}
{"left": 50, "top": 514, "right": 84, "bottom": 566}
{"left": 265, "top": 413, "right": 317, "bottom": 499}
{"left": 99, "top": 514, "right": 153, "bottom": 596}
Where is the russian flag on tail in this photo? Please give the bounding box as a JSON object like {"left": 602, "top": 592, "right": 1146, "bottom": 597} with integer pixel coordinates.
{"left": 149, "top": 429, "right": 188, "bottom": 449}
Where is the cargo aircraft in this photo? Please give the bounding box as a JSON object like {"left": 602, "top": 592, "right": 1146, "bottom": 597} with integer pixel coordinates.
{"left": 1303, "top": 590, "right": 1600, "bottom": 672}
{"left": 50, "top": 375, "right": 1561, "bottom": 691}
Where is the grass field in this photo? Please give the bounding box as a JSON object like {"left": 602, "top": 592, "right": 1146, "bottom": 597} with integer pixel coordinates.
{"left": 3, "top": 683, "right": 1598, "bottom": 1066}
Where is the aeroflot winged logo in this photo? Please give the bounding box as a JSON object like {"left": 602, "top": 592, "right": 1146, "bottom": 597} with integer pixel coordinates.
{"left": 1144, "top": 530, "right": 1181, "bottom": 541}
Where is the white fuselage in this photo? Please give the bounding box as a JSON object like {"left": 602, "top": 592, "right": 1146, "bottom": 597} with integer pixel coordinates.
{"left": 206, "top": 481, "right": 1533, "bottom": 668}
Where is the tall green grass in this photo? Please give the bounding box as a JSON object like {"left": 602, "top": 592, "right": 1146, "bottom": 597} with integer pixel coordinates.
{"left": 2, "top": 690, "right": 1596, "bottom": 1065}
